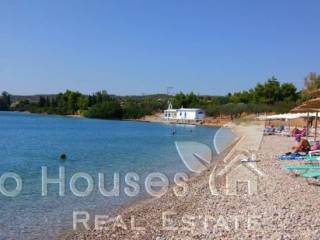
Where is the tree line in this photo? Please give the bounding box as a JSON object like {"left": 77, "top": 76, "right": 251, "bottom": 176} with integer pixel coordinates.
{"left": 1, "top": 73, "right": 320, "bottom": 120}
{"left": 170, "top": 74, "right": 319, "bottom": 119}
{"left": 3, "top": 90, "right": 167, "bottom": 119}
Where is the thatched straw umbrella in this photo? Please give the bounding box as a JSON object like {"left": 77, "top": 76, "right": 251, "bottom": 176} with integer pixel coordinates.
{"left": 291, "top": 97, "right": 320, "bottom": 140}
{"left": 309, "top": 89, "right": 320, "bottom": 98}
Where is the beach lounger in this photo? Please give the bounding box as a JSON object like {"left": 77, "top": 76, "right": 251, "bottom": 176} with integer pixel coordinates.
{"left": 278, "top": 150, "right": 320, "bottom": 161}
{"left": 284, "top": 165, "right": 320, "bottom": 171}
{"left": 301, "top": 172, "right": 320, "bottom": 178}
{"left": 278, "top": 153, "right": 304, "bottom": 160}
{"left": 283, "top": 168, "right": 320, "bottom": 185}
{"left": 299, "top": 172, "right": 320, "bottom": 185}
{"left": 304, "top": 155, "right": 320, "bottom": 162}
{"left": 308, "top": 150, "right": 320, "bottom": 156}
{"left": 274, "top": 130, "right": 290, "bottom": 137}
{"left": 278, "top": 155, "right": 320, "bottom": 163}
{"left": 301, "top": 151, "right": 320, "bottom": 162}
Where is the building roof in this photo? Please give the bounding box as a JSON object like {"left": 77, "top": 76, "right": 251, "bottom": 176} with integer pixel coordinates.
{"left": 164, "top": 109, "right": 177, "bottom": 112}
{"left": 177, "top": 108, "right": 203, "bottom": 111}
{"left": 164, "top": 107, "right": 204, "bottom": 112}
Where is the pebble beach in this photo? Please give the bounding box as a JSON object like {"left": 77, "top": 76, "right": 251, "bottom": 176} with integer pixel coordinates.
{"left": 62, "top": 124, "right": 320, "bottom": 240}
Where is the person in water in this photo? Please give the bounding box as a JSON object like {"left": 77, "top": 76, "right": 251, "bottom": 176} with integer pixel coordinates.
{"left": 292, "top": 135, "right": 310, "bottom": 153}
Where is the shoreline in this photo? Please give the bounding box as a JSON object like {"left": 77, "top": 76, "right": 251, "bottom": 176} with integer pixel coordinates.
{"left": 134, "top": 113, "right": 231, "bottom": 128}
{"left": 60, "top": 123, "right": 246, "bottom": 240}
{"left": 116, "top": 128, "right": 242, "bottom": 212}
{"left": 62, "top": 123, "right": 320, "bottom": 239}
{"left": 5, "top": 110, "right": 228, "bottom": 128}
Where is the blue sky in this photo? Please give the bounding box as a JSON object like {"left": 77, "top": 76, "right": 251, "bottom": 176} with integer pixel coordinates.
{"left": 1, "top": 0, "right": 319, "bottom": 95}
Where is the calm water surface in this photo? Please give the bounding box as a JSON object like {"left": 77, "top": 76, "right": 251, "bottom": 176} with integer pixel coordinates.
{"left": 0, "top": 112, "right": 234, "bottom": 239}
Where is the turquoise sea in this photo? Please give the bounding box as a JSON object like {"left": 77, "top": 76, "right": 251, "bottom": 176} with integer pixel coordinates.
{"left": 0, "top": 112, "right": 234, "bottom": 239}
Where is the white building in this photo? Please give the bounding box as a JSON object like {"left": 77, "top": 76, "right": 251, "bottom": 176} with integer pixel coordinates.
{"left": 163, "top": 102, "right": 205, "bottom": 121}
{"left": 176, "top": 108, "right": 205, "bottom": 120}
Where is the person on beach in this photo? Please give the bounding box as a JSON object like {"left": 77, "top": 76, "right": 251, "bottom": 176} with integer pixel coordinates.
{"left": 264, "top": 125, "right": 276, "bottom": 135}
{"left": 291, "top": 127, "right": 307, "bottom": 137}
{"left": 311, "top": 141, "right": 320, "bottom": 151}
{"left": 300, "top": 127, "right": 307, "bottom": 137}
{"left": 292, "top": 135, "right": 310, "bottom": 153}
{"left": 278, "top": 121, "right": 285, "bottom": 132}
{"left": 291, "top": 127, "right": 300, "bottom": 137}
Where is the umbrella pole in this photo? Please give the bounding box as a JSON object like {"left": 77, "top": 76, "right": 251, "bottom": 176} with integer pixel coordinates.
{"left": 315, "top": 112, "right": 318, "bottom": 141}
{"left": 307, "top": 112, "right": 310, "bottom": 138}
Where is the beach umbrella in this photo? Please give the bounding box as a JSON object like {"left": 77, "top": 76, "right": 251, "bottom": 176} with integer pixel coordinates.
{"left": 291, "top": 98, "right": 320, "bottom": 141}
{"left": 309, "top": 89, "right": 320, "bottom": 98}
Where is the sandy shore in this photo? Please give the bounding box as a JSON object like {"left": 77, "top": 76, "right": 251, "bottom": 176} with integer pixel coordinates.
{"left": 61, "top": 124, "right": 320, "bottom": 240}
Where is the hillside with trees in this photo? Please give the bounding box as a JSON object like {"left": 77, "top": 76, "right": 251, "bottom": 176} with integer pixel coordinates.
{"left": 2, "top": 73, "right": 320, "bottom": 120}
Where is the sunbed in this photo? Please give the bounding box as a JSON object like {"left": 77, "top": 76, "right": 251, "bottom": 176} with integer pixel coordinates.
{"left": 301, "top": 172, "right": 320, "bottom": 178}
{"left": 278, "top": 150, "right": 320, "bottom": 161}
{"left": 304, "top": 155, "right": 320, "bottom": 162}
{"left": 284, "top": 165, "right": 320, "bottom": 171}
{"left": 278, "top": 153, "right": 305, "bottom": 160}
{"left": 299, "top": 172, "right": 320, "bottom": 185}
{"left": 285, "top": 167, "right": 320, "bottom": 184}
{"left": 274, "top": 130, "right": 291, "bottom": 137}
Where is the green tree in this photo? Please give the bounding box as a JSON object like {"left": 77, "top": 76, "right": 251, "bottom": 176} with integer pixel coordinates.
{"left": 172, "top": 92, "right": 187, "bottom": 108}
{"left": 230, "top": 90, "right": 253, "bottom": 104}
{"left": 260, "top": 76, "right": 281, "bottom": 104}
{"left": 13, "top": 100, "right": 30, "bottom": 111}
{"left": 172, "top": 92, "right": 200, "bottom": 108}
{"left": 78, "top": 95, "right": 89, "bottom": 110}
{"left": 0, "top": 91, "right": 11, "bottom": 110}
{"left": 85, "top": 101, "right": 122, "bottom": 119}
{"left": 38, "top": 96, "right": 47, "bottom": 108}
{"left": 66, "top": 90, "right": 82, "bottom": 114}
{"left": 280, "top": 83, "right": 298, "bottom": 102}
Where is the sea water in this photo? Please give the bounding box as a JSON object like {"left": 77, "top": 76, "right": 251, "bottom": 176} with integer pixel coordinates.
{"left": 0, "top": 112, "right": 235, "bottom": 239}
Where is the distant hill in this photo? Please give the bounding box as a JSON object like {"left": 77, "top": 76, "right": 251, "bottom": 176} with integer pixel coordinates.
{"left": 9, "top": 93, "right": 170, "bottom": 104}
{"left": 10, "top": 95, "right": 57, "bottom": 103}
